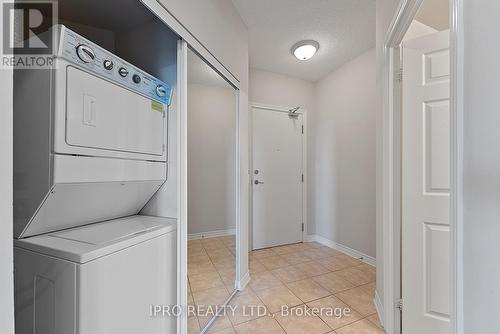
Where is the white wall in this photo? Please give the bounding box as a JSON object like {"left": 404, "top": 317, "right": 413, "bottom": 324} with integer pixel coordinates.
{"left": 249, "top": 55, "right": 377, "bottom": 260}
{"left": 463, "top": 1, "right": 500, "bottom": 332}
{"left": 249, "top": 69, "right": 316, "bottom": 111}
{"left": 312, "top": 49, "right": 377, "bottom": 258}
{"left": 0, "top": 63, "right": 14, "bottom": 334}
{"left": 187, "top": 83, "right": 236, "bottom": 234}
{"left": 403, "top": 20, "right": 438, "bottom": 41}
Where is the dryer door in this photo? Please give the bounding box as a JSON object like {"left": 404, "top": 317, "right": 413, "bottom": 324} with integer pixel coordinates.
{"left": 65, "top": 66, "right": 165, "bottom": 158}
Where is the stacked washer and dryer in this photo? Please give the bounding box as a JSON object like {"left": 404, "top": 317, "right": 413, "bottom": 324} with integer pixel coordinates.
{"left": 13, "top": 25, "right": 177, "bottom": 334}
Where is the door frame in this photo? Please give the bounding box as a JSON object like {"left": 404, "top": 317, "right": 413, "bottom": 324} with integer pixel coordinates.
{"left": 248, "top": 103, "right": 308, "bottom": 250}
{"left": 381, "top": 0, "right": 464, "bottom": 333}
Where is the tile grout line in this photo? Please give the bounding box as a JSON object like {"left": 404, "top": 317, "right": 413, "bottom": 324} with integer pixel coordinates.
{"left": 248, "top": 273, "right": 373, "bottom": 332}
{"left": 191, "top": 239, "right": 380, "bottom": 333}
{"left": 188, "top": 236, "right": 236, "bottom": 332}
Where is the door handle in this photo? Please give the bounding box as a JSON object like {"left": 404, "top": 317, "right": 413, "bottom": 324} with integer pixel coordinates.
{"left": 254, "top": 180, "right": 264, "bottom": 185}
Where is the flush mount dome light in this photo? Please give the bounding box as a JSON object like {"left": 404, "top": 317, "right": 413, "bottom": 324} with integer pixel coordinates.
{"left": 292, "top": 40, "right": 319, "bottom": 61}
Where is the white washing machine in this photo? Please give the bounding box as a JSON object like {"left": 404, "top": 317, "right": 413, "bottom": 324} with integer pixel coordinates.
{"left": 15, "top": 215, "right": 177, "bottom": 334}
{"left": 13, "top": 26, "right": 177, "bottom": 334}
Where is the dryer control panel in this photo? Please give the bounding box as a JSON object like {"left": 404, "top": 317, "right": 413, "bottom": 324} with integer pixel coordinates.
{"left": 56, "top": 25, "right": 172, "bottom": 105}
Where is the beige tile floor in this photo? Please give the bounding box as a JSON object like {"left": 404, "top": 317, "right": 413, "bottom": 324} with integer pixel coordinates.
{"left": 187, "top": 237, "right": 384, "bottom": 334}
{"left": 188, "top": 235, "right": 237, "bottom": 333}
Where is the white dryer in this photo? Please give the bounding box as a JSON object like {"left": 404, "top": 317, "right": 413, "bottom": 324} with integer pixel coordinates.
{"left": 14, "top": 24, "right": 173, "bottom": 238}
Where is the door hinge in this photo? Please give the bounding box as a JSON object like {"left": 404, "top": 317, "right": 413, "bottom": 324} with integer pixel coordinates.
{"left": 395, "top": 68, "right": 403, "bottom": 82}
{"left": 301, "top": 174, "right": 304, "bottom": 182}
{"left": 301, "top": 223, "right": 304, "bottom": 232}
{"left": 301, "top": 125, "right": 304, "bottom": 134}
{"left": 395, "top": 299, "right": 403, "bottom": 312}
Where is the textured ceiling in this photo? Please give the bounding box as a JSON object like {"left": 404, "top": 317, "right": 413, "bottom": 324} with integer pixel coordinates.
{"left": 231, "top": 0, "right": 375, "bottom": 82}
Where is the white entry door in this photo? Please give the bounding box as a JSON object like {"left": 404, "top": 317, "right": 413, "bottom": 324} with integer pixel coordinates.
{"left": 251, "top": 107, "right": 303, "bottom": 250}
{"left": 402, "top": 30, "right": 450, "bottom": 334}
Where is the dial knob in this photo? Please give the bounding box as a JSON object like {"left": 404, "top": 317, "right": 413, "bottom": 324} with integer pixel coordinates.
{"left": 132, "top": 74, "right": 141, "bottom": 84}
{"left": 103, "top": 59, "right": 113, "bottom": 70}
{"left": 118, "top": 67, "right": 128, "bottom": 77}
{"left": 156, "top": 85, "right": 166, "bottom": 97}
{"left": 76, "top": 44, "right": 95, "bottom": 63}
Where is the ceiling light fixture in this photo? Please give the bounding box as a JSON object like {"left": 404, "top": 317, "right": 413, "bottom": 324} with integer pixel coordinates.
{"left": 291, "top": 40, "right": 319, "bottom": 61}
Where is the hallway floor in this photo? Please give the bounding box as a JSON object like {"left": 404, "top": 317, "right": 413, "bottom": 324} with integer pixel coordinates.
{"left": 188, "top": 237, "right": 384, "bottom": 334}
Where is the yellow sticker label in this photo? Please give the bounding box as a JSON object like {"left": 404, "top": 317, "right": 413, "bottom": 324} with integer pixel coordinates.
{"left": 151, "top": 101, "right": 164, "bottom": 112}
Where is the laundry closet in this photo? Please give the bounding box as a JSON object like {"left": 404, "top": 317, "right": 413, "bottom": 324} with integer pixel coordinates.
{"left": 11, "top": 0, "right": 188, "bottom": 333}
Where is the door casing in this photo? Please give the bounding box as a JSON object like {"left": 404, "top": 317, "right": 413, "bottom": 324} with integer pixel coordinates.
{"left": 248, "top": 103, "right": 308, "bottom": 250}
{"left": 381, "top": 0, "right": 464, "bottom": 334}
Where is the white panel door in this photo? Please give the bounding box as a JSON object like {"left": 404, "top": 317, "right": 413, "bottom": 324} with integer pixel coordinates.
{"left": 402, "top": 30, "right": 450, "bottom": 334}
{"left": 252, "top": 107, "right": 303, "bottom": 249}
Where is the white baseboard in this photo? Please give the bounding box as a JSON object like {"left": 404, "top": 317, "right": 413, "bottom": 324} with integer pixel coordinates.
{"left": 305, "top": 234, "right": 376, "bottom": 267}
{"left": 236, "top": 271, "right": 251, "bottom": 291}
{"left": 374, "top": 290, "right": 385, "bottom": 328}
{"left": 188, "top": 228, "right": 236, "bottom": 240}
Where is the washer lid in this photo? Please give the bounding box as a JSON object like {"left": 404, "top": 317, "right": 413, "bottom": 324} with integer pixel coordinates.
{"left": 50, "top": 216, "right": 163, "bottom": 245}
{"left": 14, "top": 215, "right": 176, "bottom": 264}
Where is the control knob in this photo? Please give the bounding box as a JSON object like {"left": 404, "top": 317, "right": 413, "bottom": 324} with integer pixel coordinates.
{"left": 76, "top": 44, "right": 95, "bottom": 63}
{"left": 156, "top": 85, "right": 166, "bottom": 97}
{"left": 103, "top": 59, "right": 114, "bottom": 70}
{"left": 132, "top": 74, "right": 141, "bottom": 84}
{"left": 118, "top": 67, "right": 129, "bottom": 77}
